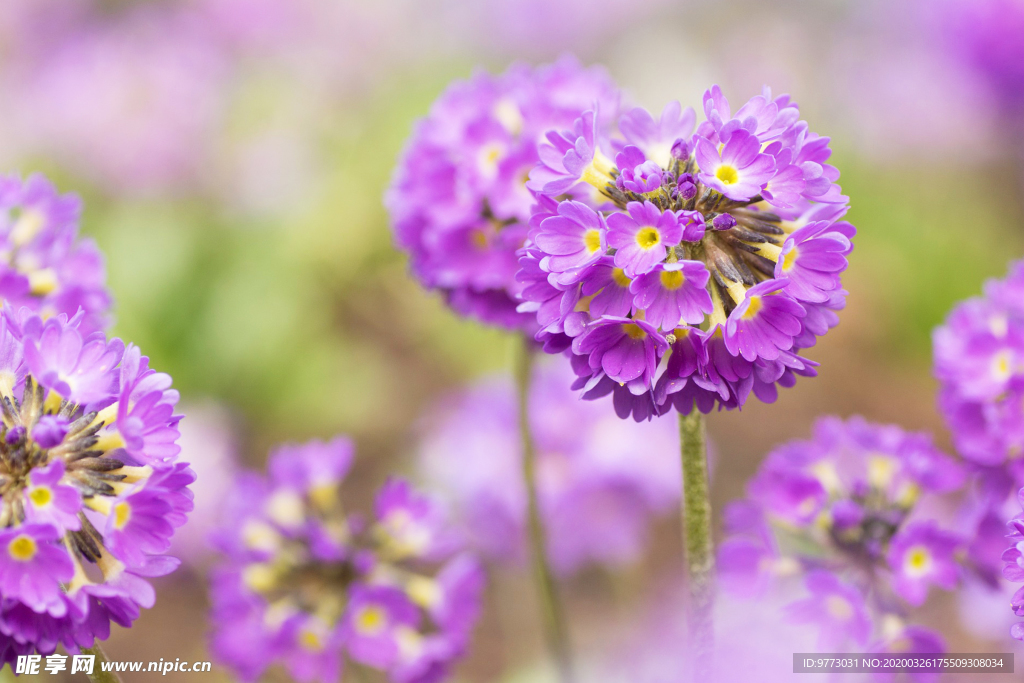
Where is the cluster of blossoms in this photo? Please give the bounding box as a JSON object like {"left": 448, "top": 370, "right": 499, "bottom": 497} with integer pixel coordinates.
{"left": 418, "top": 361, "right": 679, "bottom": 574}
{"left": 0, "top": 174, "right": 111, "bottom": 335}
{"left": 209, "top": 438, "right": 484, "bottom": 683}
{"left": 386, "top": 57, "right": 620, "bottom": 329}
{"left": 934, "top": 260, "right": 1024, "bottom": 487}
{"left": 0, "top": 306, "right": 191, "bottom": 664}
{"left": 519, "top": 87, "right": 853, "bottom": 419}
{"left": 718, "top": 417, "right": 966, "bottom": 657}
{"left": 1005, "top": 488, "right": 1024, "bottom": 640}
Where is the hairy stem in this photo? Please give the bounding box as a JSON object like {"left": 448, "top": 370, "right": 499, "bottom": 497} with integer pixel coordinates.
{"left": 679, "top": 411, "right": 714, "bottom": 681}
{"left": 514, "top": 337, "right": 573, "bottom": 683}
{"left": 83, "top": 644, "right": 122, "bottom": 683}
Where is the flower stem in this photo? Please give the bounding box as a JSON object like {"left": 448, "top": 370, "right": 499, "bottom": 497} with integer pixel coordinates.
{"left": 678, "top": 410, "right": 714, "bottom": 681}
{"left": 514, "top": 336, "right": 573, "bottom": 683}
{"left": 83, "top": 644, "right": 122, "bottom": 683}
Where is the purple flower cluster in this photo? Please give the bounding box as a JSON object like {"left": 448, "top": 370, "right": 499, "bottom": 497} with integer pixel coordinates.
{"left": 1004, "top": 488, "right": 1024, "bottom": 640}
{"left": 386, "top": 57, "right": 621, "bottom": 330}
{"left": 209, "top": 437, "right": 484, "bottom": 683}
{"left": 418, "top": 360, "right": 679, "bottom": 575}
{"left": 934, "top": 260, "right": 1024, "bottom": 483}
{"left": 0, "top": 307, "right": 191, "bottom": 665}
{"left": 934, "top": 0, "right": 1024, "bottom": 111}
{"left": 520, "top": 87, "right": 853, "bottom": 419}
{"left": 718, "top": 417, "right": 964, "bottom": 654}
{"left": 0, "top": 174, "right": 112, "bottom": 335}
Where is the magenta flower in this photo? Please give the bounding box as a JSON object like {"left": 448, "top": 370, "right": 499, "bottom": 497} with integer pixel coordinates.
{"left": 208, "top": 439, "right": 484, "bottom": 683}
{"left": 786, "top": 571, "right": 872, "bottom": 648}
{"left": 630, "top": 261, "right": 713, "bottom": 329}
{"left": 723, "top": 279, "right": 806, "bottom": 362}
{"left": 695, "top": 130, "right": 776, "bottom": 201}
{"left": 573, "top": 316, "right": 668, "bottom": 385}
{"left": 886, "top": 521, "right": 961, "bottom": 606}
{"left": 606, "top": 201, "right": 684, "bottom": 277}
{"left": 387, "top": 57, "right": 621, "bottom": 331}
{"left": 1003, "top": 488, "right": 1024, "bottom": 640}
{"left": 534, "top": 200, "right": 608, "bottom": 284}
{"left": 520, "top": 85, "right": 853, "bottom": 419}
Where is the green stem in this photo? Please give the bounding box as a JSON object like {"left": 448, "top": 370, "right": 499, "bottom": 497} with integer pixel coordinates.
{"left": 83, "top": 644, "right": 122, "bottom": 683}
{"left": 514, "top": 337, "right": 573, "bottom": 683}
{"left": 678, "top": 411, "right": 714, "bottom": 682}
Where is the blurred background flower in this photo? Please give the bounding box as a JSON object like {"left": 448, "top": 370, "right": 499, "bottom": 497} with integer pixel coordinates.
{"left": 1, "top": 0, "right": 1024, "bottom": 679}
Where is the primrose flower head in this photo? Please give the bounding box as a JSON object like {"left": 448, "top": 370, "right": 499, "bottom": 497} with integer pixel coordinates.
{"left": 0, "top": 308, "right": 191, "bottom": 664}
{"left": 934, "top": 260, "right": 1024, "bottom": 482}
{"left": 0, "top": 174, "right": 112, "bottom": 335}
{"left": 208, "top": 438, "right": 484, "bottom": 683}
{"left": 1004, "top": 487, "right": 1024, "bottom": 640}
{"left": 386, "top": 56, "right": 621, "bottom": 331}
{"left": 417, "top": 360, "right": 679, "bottom": 575}
{"left": 521, "top": 86, "right": 853, "bottom": 419}
{"left": 718, "top": 417, "right": 964, "bottom": 652}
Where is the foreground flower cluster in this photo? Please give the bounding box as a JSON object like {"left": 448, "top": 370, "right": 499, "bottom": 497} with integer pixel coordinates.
{"left": 520, "top": 88, "right": 853, "bottom": 419}
{"left": 0, "top": 307, "right": 190, "bottom": 664}
{"left": 718, "top": 417, "right": 965, "bottom": 654}
{"left": 418, "top": 361, "right": 679, "bottom": 574}
{"left": 209, "top": 438, "right": 484, "bottom": 683}
{"left": 387, "top": 57, "right": 620, "bottom": 329}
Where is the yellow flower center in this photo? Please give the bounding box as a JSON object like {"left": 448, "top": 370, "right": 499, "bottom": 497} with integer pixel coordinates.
{"left": 623, "top": 323, "right": 647, "bottom": 340}
{"left": 782, "top": 245, "right": 799, "bottom": 272}
{"left": 583, "top": 229, "right": 602, "bottom": 253}
{"left": 635, "top": 227, "right": 661, "bottom": 250}
{"left": 905, "top": 546, "right": 932, "bottom": 576}
{"left": 741, "top": 296, "right": 763, "bottom": 320}
{"left": 114, "top": 502, "right": 132, "bottom": 530}
{"left": 355, "top": 606, "right": 387, "bottom": 635}
{"left": 715, "top": 165, "right": 739, "bottom": 185}
{"left": 8, "top": 535, "right": 36, "bottom": 562}
{"left": 300, "top": 629, "right": 323, "bottom": 651}
{"left": 28, "top": 486, "right": 52, "bottom": 507}
{"left": 659, "top": 269, "right": 685, "bottom": 290}
{"left": 611, "top": 268, "right": 631, "bottom": 288}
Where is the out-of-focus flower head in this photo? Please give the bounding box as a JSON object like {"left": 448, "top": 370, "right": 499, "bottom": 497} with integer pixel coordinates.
{"left": 417, "top": 360, "right": 679, "bottom": 575}
{"left": 932, "top": 0, "right": 1024, "bottom": 112}
{"left": 6, "top": 6, "right": 229, "bottom": 197}
{"left": 0, "top": 174, "right": 112, "bottom": 335}
{"left": 1004, "top": 488, "right": 1024, "bottom": 640}
{"left": 0, "top": 307, "right": 191, "bottom": 665}
{"left": 520, "top": 86, "right": 853, "bottom": 420}
{"left": 208, "top": 437, "right": 484, "bottom": 683}
{"left": 934, "top": 259, "right": 1024, "bottom": 486}
{"left": 717, "top": 417, "right": 964, "bottom": 655}
{"left": 386, "top": 56, "right": 622, "bottom": 330}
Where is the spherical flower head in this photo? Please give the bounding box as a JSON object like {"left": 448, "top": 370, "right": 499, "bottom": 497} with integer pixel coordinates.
{"left": 386, "top": 56, "right": 621, "bottom": 331}
{"left": 0, "top": 174, "right": 112, "bottom": 335}
{"left": 0, "top": 309, "right": 190, "bottom": 664}
{"left": 417, "top": 360, "right": 680, "bottom": 576}
{"left": 934, "top": 259, "right": 1024, "bottom": 476}
{"left": 208, "top": 439, "right": 484, "bottom": 683}
{"left": 719, "top": 416, "right": 965, "bottom": 653}
{"left": 522, "top": 86, "right": 853, "bottom": 419}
